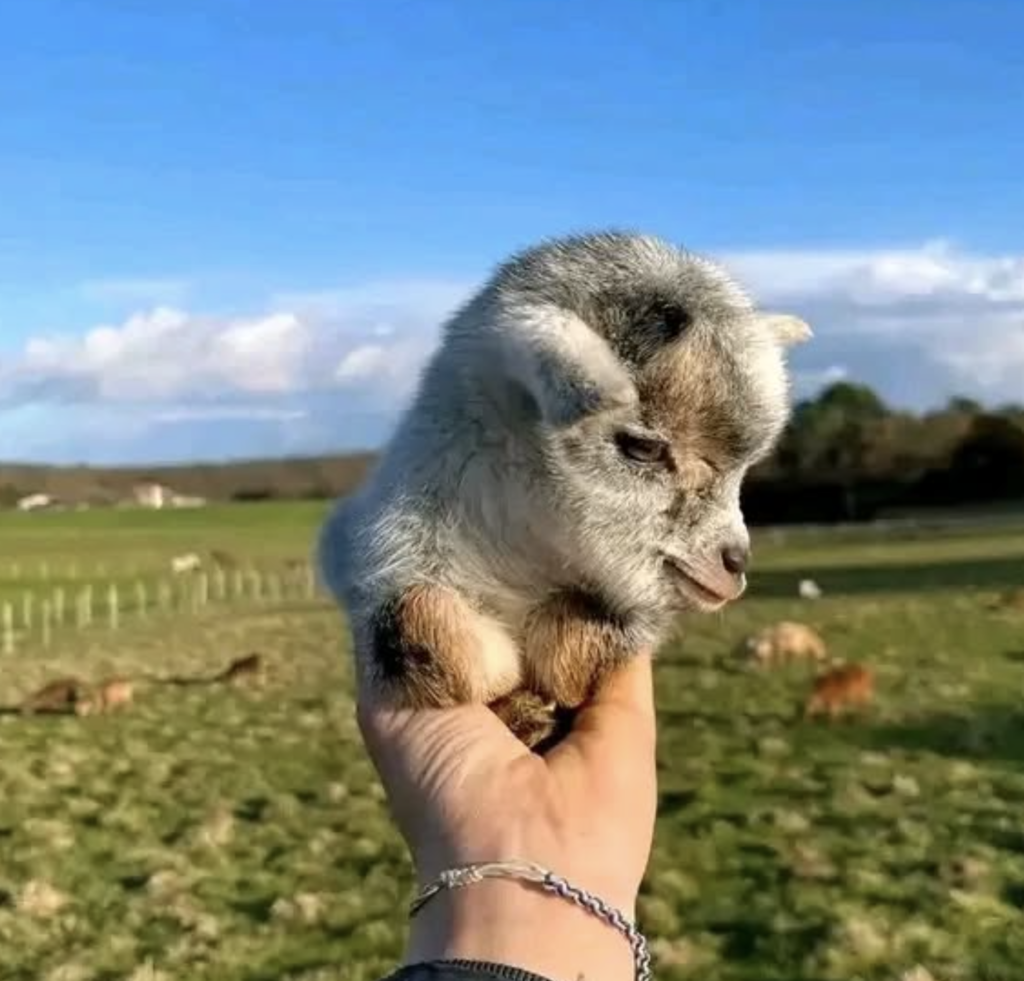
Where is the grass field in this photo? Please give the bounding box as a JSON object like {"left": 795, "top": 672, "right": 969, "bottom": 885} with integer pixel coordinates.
{"left": 1, "top": 503, "right": 1024, "bottom": 980}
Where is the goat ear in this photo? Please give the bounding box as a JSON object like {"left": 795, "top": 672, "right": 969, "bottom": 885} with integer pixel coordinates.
{"left": 497, "top": 306, "right": 639, "bottom": 427}
{"left": 758, "top": 312, "right": 812, "bottom": 347}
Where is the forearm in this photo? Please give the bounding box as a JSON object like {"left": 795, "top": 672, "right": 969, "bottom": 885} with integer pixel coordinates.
{"left": 396, "top": 878, "right": 636, "bottom": 981}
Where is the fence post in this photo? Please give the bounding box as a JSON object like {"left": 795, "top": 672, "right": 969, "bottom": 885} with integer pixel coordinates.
{"left": 108, "top": 584, "right": 119, "bottom": 631}
{"left": 21, "top": 592, "right": 33, "bottom": 631}
{"left": 158, "top": 580, "right": 172, "bottom": 614}
{"left": 41, "top": 600, "right": 52, "bottom": 648}
{"left": 54, "top": 587, "right": 65, "bottom": 626}
{"left": 2, "top": 602, "right": 13, "bottom": 655}
{"left": 79, "top": 585, "right": 94, "bottom": 628}
{"left": 214, "top": 568, "right": 227, "bottom": 603}
{"left": 135, "top": 581, "right": 148, "bottom": 620}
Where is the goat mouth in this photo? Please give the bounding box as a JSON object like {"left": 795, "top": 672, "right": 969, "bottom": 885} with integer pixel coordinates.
{"left": 661, "top": 558, "right": 732, "bottom": 608}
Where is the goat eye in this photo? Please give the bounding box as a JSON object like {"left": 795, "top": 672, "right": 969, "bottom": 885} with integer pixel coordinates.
{"left": 661, "top": 304, "right": 691, "bottom": 339}
{"left": 615, "top": 431, "right": 673, "bottom": 467}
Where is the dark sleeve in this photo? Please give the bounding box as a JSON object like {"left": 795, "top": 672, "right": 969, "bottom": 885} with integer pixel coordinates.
{"left": 381, "top": 960, "right": 556, "bottom": 981}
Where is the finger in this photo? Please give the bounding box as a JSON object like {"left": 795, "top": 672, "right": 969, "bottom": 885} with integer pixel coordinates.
{"left": 550, "top": 651, "right": 657, "bottom": 773}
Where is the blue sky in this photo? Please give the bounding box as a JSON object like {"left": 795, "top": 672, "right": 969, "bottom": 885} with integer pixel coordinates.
{"left": 2, "top": 0, "right": 1022, "bottom": 464}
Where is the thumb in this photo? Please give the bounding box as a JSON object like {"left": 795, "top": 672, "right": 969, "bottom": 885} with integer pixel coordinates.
{"left": 550, "top": 651, "right": 657, "bottom": 770}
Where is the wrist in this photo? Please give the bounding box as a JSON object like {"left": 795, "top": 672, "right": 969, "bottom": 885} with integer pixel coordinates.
{"left": 404, "top": 874, "right": 637, "bottom": 981}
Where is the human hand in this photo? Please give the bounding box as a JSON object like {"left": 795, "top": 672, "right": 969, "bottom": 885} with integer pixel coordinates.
{"left": 358, "top": 654, "right": 658, "bottom": 981}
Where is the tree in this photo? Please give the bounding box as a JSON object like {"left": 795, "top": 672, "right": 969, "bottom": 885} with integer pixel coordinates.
{"left": 812, "top": 381, "right": 890, "bottom": 422}
{"left": 947, "top": 414, "right": 1024, "bottom": 497}
{"left": 946, "top": 396, "right": 984, "bottom": 416}
{"left": 777, "top": 382, "right": 889, "bottom": 478}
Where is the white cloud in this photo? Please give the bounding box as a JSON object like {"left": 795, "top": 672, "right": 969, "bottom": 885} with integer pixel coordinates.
{"left": 335, "top": 344, "right": 390, "bottom": 382}
{"left": 210, "top": 312, "right": 308, "bottom": 394}
{"left": 0, "top": 279, "right": 467, "bottom": 409}
{"left": 10, "top": 307, "right": 312, "bottom": 401}
{"left": 2, "top": 243, "right": 1023, "bottom": 463}
{"left": 722, "top": 240, "right": 1024, "bottom": 406}
{"left": 333, "top": 340, "right": 434, "bottom": 398}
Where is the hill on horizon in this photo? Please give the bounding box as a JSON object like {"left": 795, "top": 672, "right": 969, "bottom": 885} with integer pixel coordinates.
{"left": 0, "top": 452, "right": 377, "bottom": 508}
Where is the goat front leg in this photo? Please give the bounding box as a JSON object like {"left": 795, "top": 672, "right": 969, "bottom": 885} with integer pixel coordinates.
{"left": 368, "top": 584, "right": 562, "bottom": 748}
{"left": 367, "top": 583, "right": 520, "bottom": 710}
{"left": 522, "top": 588, "right": 642, "bottom": 734}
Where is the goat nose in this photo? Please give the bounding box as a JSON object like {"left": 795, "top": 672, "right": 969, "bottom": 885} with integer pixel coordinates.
{"left": 721, "top": 544, "right": 750, "bottom": 576}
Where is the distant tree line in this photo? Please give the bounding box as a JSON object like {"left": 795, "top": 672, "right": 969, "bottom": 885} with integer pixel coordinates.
{"left": 1, "top": 384, "right": 1023, "bottom": 524}
{"left": 741, "top": 383, "right": 1024, "bottom": 524}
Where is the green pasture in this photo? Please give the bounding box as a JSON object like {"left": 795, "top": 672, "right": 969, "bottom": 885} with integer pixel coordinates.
{"left": 0, "top": 503, "right": 1022, "bottom": 980}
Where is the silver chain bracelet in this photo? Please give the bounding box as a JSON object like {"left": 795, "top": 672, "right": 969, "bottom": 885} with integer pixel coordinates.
{"left": 409, "top": 859, "right": 652, "bottom": 981}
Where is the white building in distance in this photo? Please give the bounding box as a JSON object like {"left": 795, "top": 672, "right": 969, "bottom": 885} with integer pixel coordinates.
{"left": 133, "top": 482, "right": 171, "bottom": 509}
{"left": 16, "top": 492, "right": 54, "bottom": 512}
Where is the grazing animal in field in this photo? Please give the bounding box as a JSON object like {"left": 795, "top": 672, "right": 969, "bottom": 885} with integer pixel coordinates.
{"left": 993, "top": 587, "right": 1024, "bottom": 612}
{"left": 317, "top": 230, "right": 812, "bottom": 747}
{"left": 740, "top": 621, "right": 828, "bottom": 668}
{"left": 798, "top": 578, "right": 823, "bottom": 600}
{"left": 170, "top": 553, "right": 202, "bottom": 574}
{"left": 136, "top": 653, "right": 265, "bottom": 688}
{"left": 19, "top": 678, "right": 88, "bottom": 715}
{"left": 75, "top": 677, "right": 135, "bottom": 716}
{"left": 215, "top": 652, "right": 264, "bottom": 684}
{"left": 804, "top": 663, "right": 874, "bottom": 720}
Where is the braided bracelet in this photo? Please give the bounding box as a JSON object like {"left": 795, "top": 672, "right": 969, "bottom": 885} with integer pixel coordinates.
{"left": 409, "top": 859, "right": 652, "bottom": 981}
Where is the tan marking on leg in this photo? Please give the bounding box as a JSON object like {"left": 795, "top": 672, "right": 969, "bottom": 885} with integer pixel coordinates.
{"left": 373, "top": 584, "right": 521, "bottom": 708}
{"left": 523, "top": 590, "right": 636, "bottom": 709}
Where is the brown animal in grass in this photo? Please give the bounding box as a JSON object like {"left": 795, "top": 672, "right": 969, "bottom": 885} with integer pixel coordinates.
{"left": 741, "top": 621, "right": 828, "bottom": 668}
{"left": 139, "top": 653, "right": 264, "bottom": 689}
{"left": 994, "top": 587, "right": 1024, "bottom": 612}
{"left": 12, "top": 656, "right": 260, "bottom": 721}
{"left": 76, "top": 677, "right": 135, "bottom": 716}
{"left": 19, "top": 677, "right": 88, "bottom": 716}
{"left": 215, "top": 653, "right": 263, "bottom": 684}
{"left": 804, "top": 663, "right": 874, "bottom": 720}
